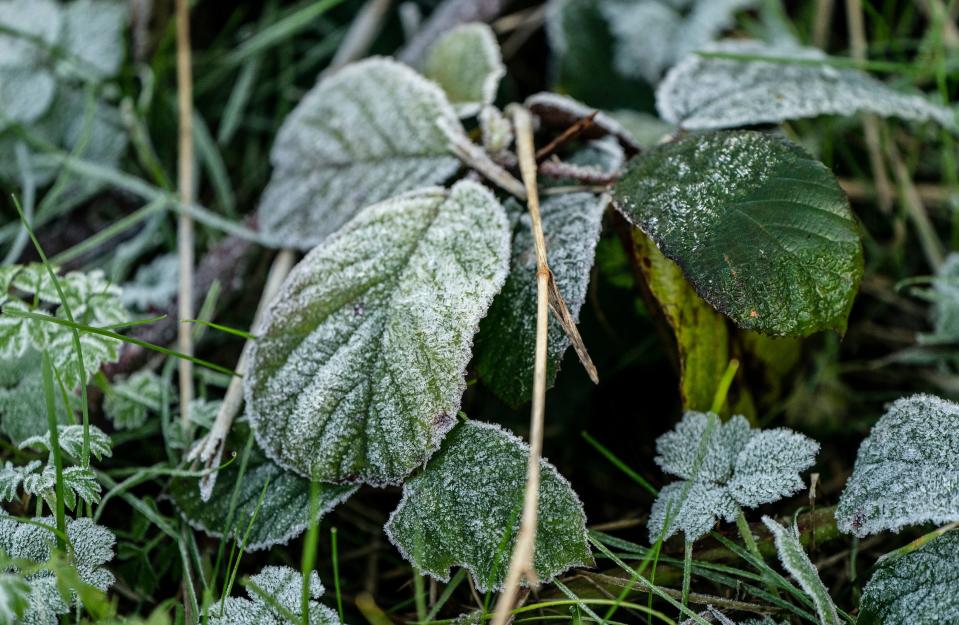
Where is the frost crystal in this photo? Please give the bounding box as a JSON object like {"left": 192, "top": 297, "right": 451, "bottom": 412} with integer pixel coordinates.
{"left": 246, "top": 182, "right": 510, "bottom": 485}
{"left": 648, "top": 412, "right": 818, "bottom": 542}
{"left": 475, "top": 192, "right": 606, "bottom": 406}
{"left": 170, "top": 431, "right": 356, "bottom": 551}
{"left": 858, "top": 529, "right": 959, "bottom": 625}
{"left": 835, "top": 393, "right": 959, "bottom": 537}
{"left": 762, "top": 517, "right": 839, "bottom": 625}
{"left": 121, "top": 254, "right": 180, "bottom": 312}
{"left": 208, "top": 565, "right": 342, "bottom": 625}
{"left": 385, "top": 420, "right": 593, "bottom": 591}
{"left": 256, "top": 57, "right": 466, "bottom": 250}
{"left": 422, "top": 23, "right": 505, "bottom": 117}
{"left": 657, "top": 40, "right": 957, "bottom": 130}
{"left": 103, "top": 371, "right": 164, "bottom": 430}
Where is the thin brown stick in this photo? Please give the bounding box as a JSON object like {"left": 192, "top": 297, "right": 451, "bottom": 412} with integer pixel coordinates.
{"left": 175, "top": 0, "right": 195, "bottom": 427}
{"left": 490, "top": 106, "right": 548, "bottom": 625}
{"left": 535, "top": 111, "right": 596, "bottom": 162}
{"left": 812, "top": 0, "right": 835, "bottom": 49}
{"left": 846, "top": 0, "right": 894, "bottom": 214}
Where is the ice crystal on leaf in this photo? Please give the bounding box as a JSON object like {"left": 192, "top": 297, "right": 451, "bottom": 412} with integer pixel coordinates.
{"left": 169, "top": 430, "right": 356, "bottom": 551}
{"left": 385, "top": 420, "right": 593, "bottom": 592}
{"left": 208, "top": 565, "right": 342, "bottom": 625}
{"left": 422, "top": 23, "right": 504, "bottom": 117}
{"left": 657, "top": 40, "right": 957, "bottom": 131}
{"left": 20, "top": 424, "right": 112, "bottom": 461}
{"left": 0, "top": 516, "right": 116, "bottom": 625}
{"left": 245, "top": 182, "right": 510, "bottom": 485}
{"left": 103, "top": 371, "right": 163, "bottom": 430}
{"left": 835, "top": 394, "right": 959, "bottom": 537}
{"left": 762, "top": 517, "right": 839, "bottom": 625}
{"left": 857, "top": 529, "right": 959, "bottom": 625}
{"left": 648, "top": 412, "right": 818, "bottom": 542}
{"left": 256, "top": 57, "right": 466, "bottom": 250}
{"left": 475, "top": 192, "right": 606, "bottom": 406}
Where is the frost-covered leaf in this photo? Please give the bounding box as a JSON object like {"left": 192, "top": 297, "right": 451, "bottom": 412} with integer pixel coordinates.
{"left": 59, "top": 0, "right": 128, "bottom": 78}
{"left": 121, "top": 254, "right": 179, "bottom": 311}
{"left": 20, "top": 424, "right": 113, "bottom": 460}
{"left": 0, "top": 460, "right": 38, "bottom": 501}
{"left": 614, "top": 130, "right": 862, "bottom": 337}
{"left": 0, "top": 573, "right": 30, "bottom": 623}
{"left": 479, "top": 105, "right": 512, "bottom": 153}
{"left": 858, "top": 530, "right": 959, "bottom": 625}
{"left": 835, "top": 394, "right": 959, "bottom": 537}
{"left": 475, "top": 192, "right": 605, "bottom": 406}
{"left": 649, "top": 412, "right": 818, "bottom": 541}
{"left": 246, "top": 181, "right": 510, "bottom": 485}
{"left": 256, "top": 57, "right": 465, "bottom": 250}
{"left": 727, "top": 430, "right": 819, "bottom": 507}
{"left": 0, "top": 351, "right": 72, "bottom": 443}
{"left": 762, "top": 517, "right": 839, "bottom": 625}
{"left": 423, "top": 23, "right": 504, "bottom": 117}
{"left": 648, "top": 480, "right": 738, "bottom": 542}
{"left": 22, "top": 464, "right": 102, "bottom": 510}
{"left": 607, "top": 110, "right": 674, "bottom": 149}
{"left": 385, "top": 420, "right": 593, "bottom": 591}
{"left": 919, "top": 253, "right": 959, "bottom": 345}
{"left": 0, "top": 516, "right": 116, "bottom": 592}
{"left": 209, "top": 565, "right": 341, "bottom": 625}
{"left": 103, "top": 371, "right": 163, "bottom": 430}
{"left": 658, "top": 40, "right": 957, "bottom": 131}
{"left": 526, "top": 92, "right": 641, "bottom": 154}
{"left": 170, "top": 434, "right": 357, "bottom": 551}
{"left": 0, "top": 66, "right": 56, "bottom": 126}
{"left": 0, "top": 0, "right": 61, "bottom": 67}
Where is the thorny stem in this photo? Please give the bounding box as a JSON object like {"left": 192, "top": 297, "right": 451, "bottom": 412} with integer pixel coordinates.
{"left": 176, "top": 0, "right": 196, "bottom": 428}
{"left": 491, "top": 106, "right": 548, "bottom": 625}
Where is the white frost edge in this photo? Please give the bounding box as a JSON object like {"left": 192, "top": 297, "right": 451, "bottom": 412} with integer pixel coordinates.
{"left": 427, "top": 23, "right": 505, "bottom": 118}
{"left": 382, "top": 419, "right": 595, "bottom": 593}
{"left": 167, "top": 483, "right": 359, "bottom": 553}
{"left": 245, "top": 181, "right": 511, "bottom": 488}
{"left": 524, "top": 91, "right": 641, "bottom": 152}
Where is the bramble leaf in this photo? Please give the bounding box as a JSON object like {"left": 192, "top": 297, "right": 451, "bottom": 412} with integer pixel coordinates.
{"left": 762, "top": 516, "right": 840, "bottom": 625}
{"left": 246, "top": 182, "right": 510, "bottom": 485}
{"left": 256, "top": 57, "right": 465, "bottom": 250}
{"left": 475, "top": 192, "right": 606, "bottom": 406}
{"left": 835, "top": 394, "right": 959, "bottom": 536}
{"left": 423, "top": 23, "right": 504, "bottom": 117}
{"left": 384, "top": 420, "right": 593, "bottom": 591}
{"left": 858, "top": 530, "right": 959, "bottom": 625}
{"left": 614, "top": 130, "right": 863, "bottom": 337}
{"left": 103, "top": 371, "right": 163, "bottom": 430}
{"left": 209, "top": 565, "right": 342, "bottom": 625}
{"left": 169, "top": 433, "right": 357, "bottom": 551}
{"left": 657, "top": 40, "right": 957, "bottom": 131}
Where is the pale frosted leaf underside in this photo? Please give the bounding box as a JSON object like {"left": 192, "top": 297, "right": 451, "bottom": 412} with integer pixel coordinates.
{"left": 256, "top": 57, "right": 465, "bottom": 250}
{"left": 762, "top": 516, "right": 840, "bottom": 625}
{"left": 657, "top": 40, "right": 957, "bottom": 131}
{"left": 649, "top": 412, "right": 818, "bottom": 542}
{"left": 613, "top": 130, "right": 863, "bottom": 337}
{"left": 835, "top": 393, "right": 959, "bottom": 537}
{"left": 475, "top": 192, "right": 605, "bottom": 406}
{"left": 209, "top": 565, "right": 342, "bottom": 625}
{"left": 422, "top": 23, "right": 505, "bottom": 117}
{"left": 858, "top": 530, "right": 959, "bottom": 625}
{"left": 384, "top": 420, "right": 593, "bottom": 592}
{"left": 169, "top": 433, "right": 357, "bottom": 551}
{"left": 246, "top": 181, "right": 510, "bottom": 485}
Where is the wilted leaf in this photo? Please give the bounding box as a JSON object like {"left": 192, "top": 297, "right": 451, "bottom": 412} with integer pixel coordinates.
{"left": 103, "top": 371, "right": 164, "bottom": 430}
{"left": 835, "top": 394, "right": 959, "bottom": 537}
{"left": 858, "top": 530, "right": 959, "bottom": 625}
{"left": 423, "top": 23, "right": 504, "bottom": 117}
{"left": 762, "top": 516, "right": 840, "bottom": 625}
{"left": 658, "top": 40, "right": 957, "bottom": 131}
{"left": 170, "top": 434, "right": 357, "bottom": 551}
{"left": 246, "top": 181, "right": 510, "bottom": 485}
{"left": 256, "top": 57, "right": 465, "bottom": 250}
{"left": 614, "top": 130, "right": 863, "bottom": 337}
{"left": 384, "top": 420, "right": 593, "bottom": 591}
{"left": 475, "top": 192, "right": 605, "bottom": 406}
